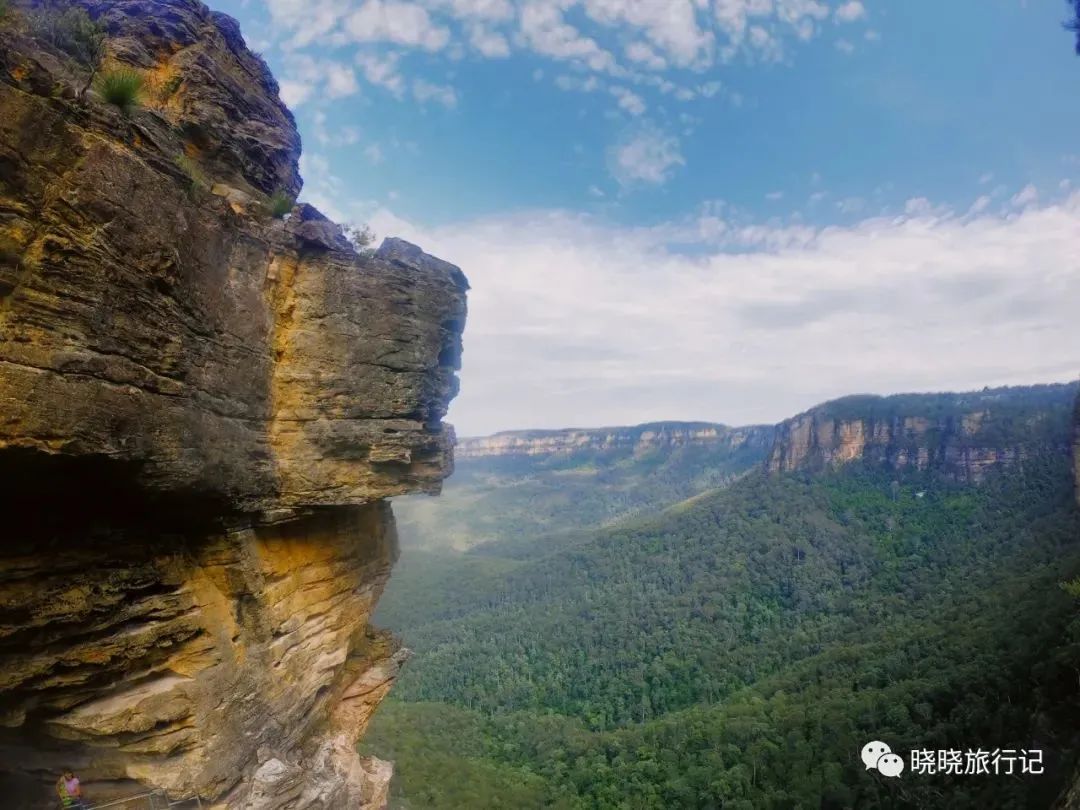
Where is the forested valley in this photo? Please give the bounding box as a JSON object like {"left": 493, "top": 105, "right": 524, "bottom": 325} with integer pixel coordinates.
{"left": 364, "top": 385, "right": 1080, "bottom": 809}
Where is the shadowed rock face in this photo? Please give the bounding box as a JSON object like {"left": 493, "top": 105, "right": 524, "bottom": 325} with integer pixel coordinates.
{"left": 0, "top": 1, "right": 466, "bottom": 807}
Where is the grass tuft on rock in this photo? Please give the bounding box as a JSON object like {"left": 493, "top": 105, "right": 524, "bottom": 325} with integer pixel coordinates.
{"left": 97, "top": 68, "right": 143, "bottom": 113}
{"left": 269, "top": 191, "right": 294, "bottom": 219}
{"left": 175, "top": 155, "right": 209, "bottom": 194}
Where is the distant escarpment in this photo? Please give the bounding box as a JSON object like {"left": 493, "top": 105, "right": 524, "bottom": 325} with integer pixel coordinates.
{"left": 767, "top": 384, "right": 1077, "bottom": 482}
{"left": 0, "top": 2, "right": 466, "bottom": 808}
{"left": 457, "top": 422, "right": 775, "bottom": 460}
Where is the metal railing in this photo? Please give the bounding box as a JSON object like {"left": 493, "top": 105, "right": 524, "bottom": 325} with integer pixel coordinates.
{"left": 80, "top": 789, "right": 204, "bottom": 810}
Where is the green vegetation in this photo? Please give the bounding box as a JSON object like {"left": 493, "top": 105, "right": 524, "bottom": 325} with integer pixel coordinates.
{"left": 96, "top": 68, "right": 142, "bottom": 113}
{"left": 345, "top": 223, "right": 376, "bottom": 254}
{"left": 175, "top": 155, "right": 209, "bottom": 193}
{"left": 160, "top": 74, "right": 183, "bottom": 99}
{"left": 0, "top": 0, "right": 10, "bottom": 22}
{"left": 30, "top": 4, "right": 105, "bottom": 69}
{"left": 810, "top": 384, "right": 1074, "bottom": 446}
{"left": 369, "top": 385, "right": 1080, "bottom": 808}
{"left": 269, "top": 190, "right": 295, "bottom": 218}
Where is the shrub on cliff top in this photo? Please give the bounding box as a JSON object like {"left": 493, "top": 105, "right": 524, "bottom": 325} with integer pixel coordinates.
{"left": 345, "top": 224, "right": 375, "bottom": 256}
{"left": 96, "top": 68, "right": 143, "bottom": 113}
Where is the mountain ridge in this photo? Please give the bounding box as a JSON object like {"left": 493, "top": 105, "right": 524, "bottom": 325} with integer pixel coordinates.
{"left": 455, "top": 421, "right": 775, "bottom": 459}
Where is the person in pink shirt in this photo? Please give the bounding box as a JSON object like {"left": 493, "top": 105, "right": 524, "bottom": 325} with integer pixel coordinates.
{"left": 56, "top": 769, "right": 87, "bottom": 809}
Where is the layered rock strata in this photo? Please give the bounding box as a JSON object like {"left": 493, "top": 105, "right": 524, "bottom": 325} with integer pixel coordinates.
{"left": 767, "top": 385, "right": 1075, "bottom": 482}
{"left": 0, "top": 1, "right": 467, "bottom": 807}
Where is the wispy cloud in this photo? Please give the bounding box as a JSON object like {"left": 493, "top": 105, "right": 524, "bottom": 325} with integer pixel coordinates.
{"left": 609, "top": 127, "right": 684, "bottom": 186}
{"left": 352, "top": 188, "right": 1080, "bottom": 434}
{"left": 261, "top": 0, "right": 871, "bottom": 118}
{"left": 412, "top": 78, "right": 459, "bottom": 107}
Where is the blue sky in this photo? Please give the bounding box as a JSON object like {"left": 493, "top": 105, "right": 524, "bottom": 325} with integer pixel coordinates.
{"left": 212, "top": 0, "right": 1080, "bottom": 435}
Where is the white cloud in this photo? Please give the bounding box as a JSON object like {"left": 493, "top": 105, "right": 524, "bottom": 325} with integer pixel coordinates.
{"left": 324, "top": 62, "right": 360, "bottom": 97}
{"left": 611, "top": 86, "right": 646, "bottom": 116}
{"left": 748, "top": 25, "right": 783, "bottom": 61}
{"left": 625, "top": 41, "right": 667, "bottom": 70}
{"left": 1011, "top": 184, "right": 1039, "bottom": 208}
{"left": 838, "top": 196, "right": 866, "bottom": 214}
{"left": 609, "top": 128, "right": 684, "bottom": 186}
{"left": 357, "top": 52, "right": 407, "bottom": 96}
{"left": 265, "top": 0, "right": 351, "bottom": 49}
{"left": 361, "top": 192, "right": 1080, "bottom": 435}
{"left": 441, "top": 0, "right": 514, "bottom": 20}
{"left": 834, "top": 1, "right": 865, "bottom": 23}
{"left": 364, "top": 143, "right": 386, "bottom": 164}
{"left": 766, "top": 191, "right": 784, "bottom": 201}
{"left": 555, "top": 73, "right": 601, "bottom": 92}
{"left": 698, "top": 80, "right": 723, "bottom": 98}
{"left": 467, "top": 24, "right": 512, "bottom": 56}
{"left": 345, "top": 0, "right": 451, "bottom": 51}
{"left": 968, "top": 195, "right": 992, "bottom": 215}
{"left": 279, "top": 79, "right": 314, "bottom": 107}
{"left": 835, "top": 38, "right": 854, "bottom": 54}
{"left": 519, "top": 1, "right": 618, "bottom": 73}
{"left": 279, "top": 54, "right": 362, "bottom": 106}
{"left": 311, "top": 110, "right": 362, "bottom": 145}
{"left": 413, "top": 78, "right": 459, "bottom": 106}
{"left": 581, "top": 0, "right": 713, "bottom": 67}
{"left": 262, "top": 0, "right": 870, "bottom": 114}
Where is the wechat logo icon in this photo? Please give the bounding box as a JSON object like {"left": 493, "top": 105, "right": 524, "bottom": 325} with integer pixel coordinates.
{"left": 862, "top": 741, "right": 905, "bottom": 778}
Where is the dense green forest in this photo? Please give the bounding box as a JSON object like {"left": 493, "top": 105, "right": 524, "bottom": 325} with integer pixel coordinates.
{"left": 368, "top": 386, "right": 1080, "bottom": 809}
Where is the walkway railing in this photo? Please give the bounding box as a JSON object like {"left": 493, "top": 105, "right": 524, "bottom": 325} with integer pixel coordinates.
{"left": 82, "top": 789, "right": 204, "bottom": 810}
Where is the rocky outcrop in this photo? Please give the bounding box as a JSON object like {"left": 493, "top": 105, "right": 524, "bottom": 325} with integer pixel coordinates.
{"left": 0, "top": 2, "right": 467, "bottom": 808}
{"left": 767, "top": 384, "right": 1076, "bottom": 482}
{"left": 457, "top": 422, "right": 774, "bottom": 460}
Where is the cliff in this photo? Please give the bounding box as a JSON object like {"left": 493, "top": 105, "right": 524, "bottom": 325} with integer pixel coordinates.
{"left": 767, "top": 384, "right": 1077, "bottom": 482}
{"left": 456, "top": 421, "right": 775, "bottom": 460}
{"left": 0, "top": 2, "right": 467, "bottom": 808}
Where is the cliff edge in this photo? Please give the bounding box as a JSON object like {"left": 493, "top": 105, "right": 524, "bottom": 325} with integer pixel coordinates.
{"left": 456, "top": 422, "right": 775, "bottom": 459}
{"left": 0, "top": 1, "right": 467, "bottom": 807}
{"left": 767, "top": 384, "right": 1076, "bottom": 482}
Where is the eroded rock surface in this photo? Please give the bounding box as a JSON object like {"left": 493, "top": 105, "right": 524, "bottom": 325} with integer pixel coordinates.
{"left": 0, "top": 2, "right": 467, "bottom": 807}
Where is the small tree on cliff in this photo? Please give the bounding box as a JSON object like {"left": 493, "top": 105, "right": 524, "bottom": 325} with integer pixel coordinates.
{"left": 345, "top": 224, "right": 375, "bottom": 257}
{"left": 29, "top": 3, "right": 106, "bottom": 95}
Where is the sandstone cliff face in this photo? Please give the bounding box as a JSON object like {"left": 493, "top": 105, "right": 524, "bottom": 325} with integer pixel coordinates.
{"left": 0, "top": 2, "right": 467, "bottom": 807}
{"left": 457, "top": 422, "right": 774, "bottom": 460}
{"left": 767, "top": 385, "right": 1075, "bottom": 482}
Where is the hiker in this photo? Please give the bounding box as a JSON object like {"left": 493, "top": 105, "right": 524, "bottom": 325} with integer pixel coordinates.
{"left": 56, "top": 770, "right": 87, "bottom": 809}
